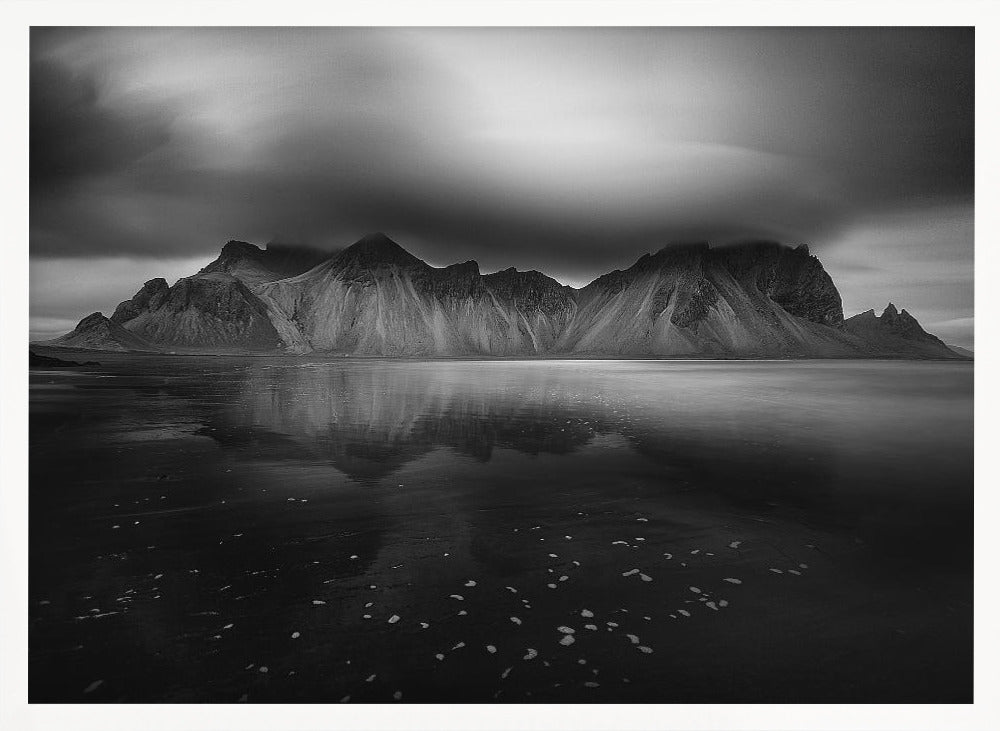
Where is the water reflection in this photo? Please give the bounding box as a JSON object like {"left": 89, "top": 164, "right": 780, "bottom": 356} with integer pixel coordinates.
{"left": 217, "top": 362, "right": 608, "bottom": 482}
{"left": 191, "top": 359, "right": 972, "bottom": 539}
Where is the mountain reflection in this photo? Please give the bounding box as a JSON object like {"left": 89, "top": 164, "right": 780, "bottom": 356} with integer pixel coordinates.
{"left": 221, "top": 362, "right": 607, "bottom": 482}
{"left": 56, "top": 356, "right": 970, "bottom": 541}
{"left": 195, "top": 361, "right": 842, "bottom": 513}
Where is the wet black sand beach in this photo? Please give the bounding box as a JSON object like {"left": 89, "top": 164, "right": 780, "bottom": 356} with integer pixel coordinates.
{"left": 29, "top": 355, "right": 973, "bottom": 702}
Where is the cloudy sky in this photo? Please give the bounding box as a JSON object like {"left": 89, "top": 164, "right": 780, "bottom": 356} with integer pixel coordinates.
{"left": 29, "top": 27, "right": 974, "bottom": 346}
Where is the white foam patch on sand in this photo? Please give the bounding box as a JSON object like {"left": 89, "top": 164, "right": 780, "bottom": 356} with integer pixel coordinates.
{"left": 83, "top": 680, "right": 103, "bottom": 694}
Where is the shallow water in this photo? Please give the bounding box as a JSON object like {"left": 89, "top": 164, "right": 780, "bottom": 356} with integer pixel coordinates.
{"left": 29, "top": 356, "right": 973, "bottom": 702}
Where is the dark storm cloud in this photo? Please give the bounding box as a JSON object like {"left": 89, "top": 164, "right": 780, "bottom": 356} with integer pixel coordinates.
{"left": 29, "top": 27, "right": 973, "bottom": 287}
{"left": 29, "top": 58, "right": 173, "bottom": 193}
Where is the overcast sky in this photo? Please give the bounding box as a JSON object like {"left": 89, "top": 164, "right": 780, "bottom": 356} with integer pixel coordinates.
{"left": 29, "top": 27, "right": 974, "bottom": 346}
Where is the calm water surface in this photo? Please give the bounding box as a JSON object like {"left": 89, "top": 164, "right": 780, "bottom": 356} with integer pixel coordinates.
{"left": 29, "top": 357, "right": 973, "bottom": 702}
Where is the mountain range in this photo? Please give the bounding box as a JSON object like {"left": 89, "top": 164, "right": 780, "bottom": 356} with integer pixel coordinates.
{"left": 41, "top": 233, "right": 968, "bottom": 359}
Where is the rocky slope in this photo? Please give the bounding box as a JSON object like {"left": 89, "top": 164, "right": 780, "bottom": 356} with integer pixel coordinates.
{"left": 41, "top": 233, "right": 967, "bottom": 359}
{"left": 45, "top": 312, "right": 157, "bottom": 351}
{"left": 257, "top": 233, "right": 577, "bottom": 355}
{"left": 113, "top": 272, "right": 282, "bottom": 350}
{"left": 556, "top": 242, "right": 855, "bottom": 357}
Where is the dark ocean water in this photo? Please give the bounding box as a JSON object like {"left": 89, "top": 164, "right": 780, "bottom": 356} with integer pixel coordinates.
{"left": 28, "top": 356, "right": 973, "bottom": 702}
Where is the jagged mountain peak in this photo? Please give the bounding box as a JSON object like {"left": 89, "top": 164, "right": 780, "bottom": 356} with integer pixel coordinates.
{"left": 77, "top": 311, "right": 110, "bottom": 329}
{"left": 878, "top": 303, "right": 921, "bottom": 329}
{"left": 203, "top": 240, "right": 265, "bottom": 270}
{"left": 626, "top": 240, "right": 819, "bottom": 276}
{"left": 487, "top": 266, "right": 561, "bottom": 283}
{"left": 345, "top": 232, "right": 412, "bottom": 258}
{"left": 221, "top": 239, "right": 260, "bottom": 254}
{"left": 640, "top": 242, "right": 710, "bottom": 267}
{"left": 111, "top": 278, "right": 170, "bottom": 323}
{"left": 332, "top": 232, "right": 426, "bottom": 273}
{"left": 843, "top": 302, "right": 959, "bottom": 358}
{"left": 355, "top": 231, "right": 397, "bottom": 247}
{"left": 482, "top": 267, "right": 573, "bottom": 313}
{"left": 442, "top": 260, "right": 481, "bottom": 276}
{"left": 199, "top": 238, "right": 330, "bottom": 285}
{"left": 216, "top": 238, "right": 330, "bottom": 262}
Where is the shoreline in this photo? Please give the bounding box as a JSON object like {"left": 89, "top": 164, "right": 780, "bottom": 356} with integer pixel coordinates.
{"left": 29, "top": 344, "right": 972, "bottom": 363}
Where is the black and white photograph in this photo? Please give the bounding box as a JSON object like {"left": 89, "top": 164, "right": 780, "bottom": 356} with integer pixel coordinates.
{"left": 2, "top": 3, "right": 996, "bottom": 730}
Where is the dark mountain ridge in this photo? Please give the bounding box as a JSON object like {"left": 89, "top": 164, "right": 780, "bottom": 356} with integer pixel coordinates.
{"left": 198, "top": 240, "right": 331, "bottom": 286}
{"left": 842, "top": 303, "right": 959, "bottom": 359}
{"left": 41, "top": 233, "right": 966, "bottom": 359}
